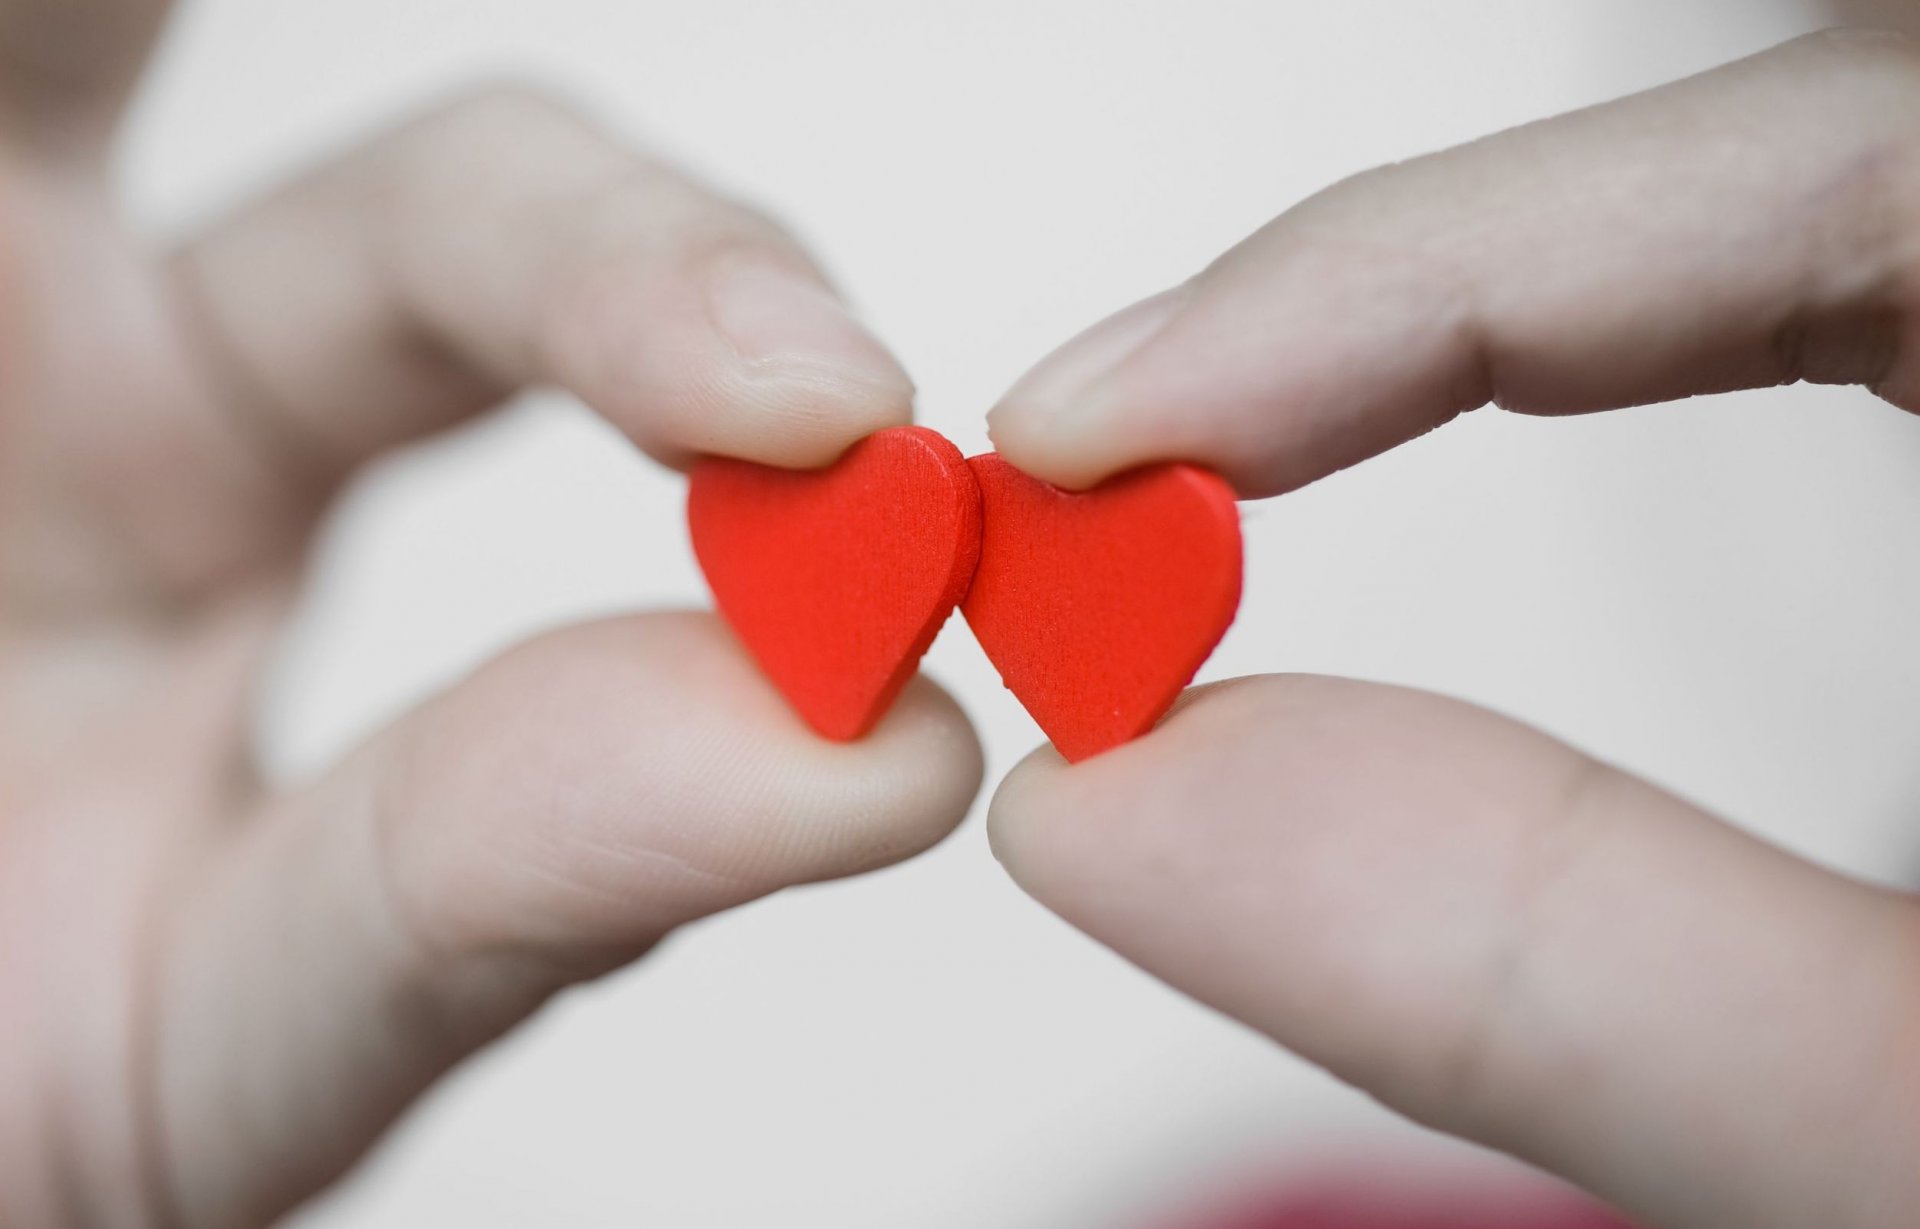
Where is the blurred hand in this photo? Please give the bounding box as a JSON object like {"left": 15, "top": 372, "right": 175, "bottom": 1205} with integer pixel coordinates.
{"left": 0, "top": 3, "right": 981, "bottom": 1224}
{"left": 988, "top": 30, "right": 1920, "bottom": 1229}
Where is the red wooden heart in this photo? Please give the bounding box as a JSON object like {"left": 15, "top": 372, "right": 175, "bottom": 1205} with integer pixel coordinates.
{"left": 961, "top": 454, "right": 1241, "bottom": 762}
{"left": 688, "top": 426, "right": 981, "bottom": 740}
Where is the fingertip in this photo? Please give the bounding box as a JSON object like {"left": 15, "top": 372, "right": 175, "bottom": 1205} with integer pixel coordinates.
{"left": 985, "top": 677, "right": 1265, "bottom": 900}
{"left": 700, "top": 253, "right": 918, "bottom": 466}
{"left": 714, "top": 355, "right": 917, "bottom": 469}
{"left": 987, "top": 287, "right": 1190, "bottom": 490}
{"left": 546, "top": 246, "right": 915, "bottom": 471}
{"left": 982, "top": 399, "right": 1126, "bottom": 491}
{"left": 983, "top": 739, "right": 1068, "bottom": 881}
{"left": 586, "top": 612, "right": 985, "bottom": 884}
{"left": 382, "top": 612, "right": 983, "bottom": 963}
{"left": 804, "top": 669, "right": 988, "bottom": 878}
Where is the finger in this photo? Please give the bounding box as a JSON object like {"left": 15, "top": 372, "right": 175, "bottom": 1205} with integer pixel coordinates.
{"left": 989, "top": 676, "right": 1920, "bottom": 1229}
{"left": 989, "top": 29, "right": 1920, "bottom": 495}
{"left": 0, "top": 0, "right": 171, "bottom": 149}
{"left": 170, "top": 84, "right": 913, "bottom": 489}
{"left": 150, "top": 612, "right": 982, "bottom": 1228}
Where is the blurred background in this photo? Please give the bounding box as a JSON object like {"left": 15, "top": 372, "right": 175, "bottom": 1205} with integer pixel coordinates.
{"left": 116, "top": 1, "right": 1920, "bottom": 1224}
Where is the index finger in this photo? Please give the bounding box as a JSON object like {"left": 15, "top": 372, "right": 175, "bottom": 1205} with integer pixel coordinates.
{"left": 172, "top": 87, "right": 915, "bottom": 481}
{"left": 989, "top": 29, "right": 1920, "bottom": 496}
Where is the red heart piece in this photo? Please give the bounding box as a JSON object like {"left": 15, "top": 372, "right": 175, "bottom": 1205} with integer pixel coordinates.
{"left": 962, "top": 454, "right": 1241, "bottom": 762}
{"left": 688, "top": 426, "right": 981, "bottom": 740}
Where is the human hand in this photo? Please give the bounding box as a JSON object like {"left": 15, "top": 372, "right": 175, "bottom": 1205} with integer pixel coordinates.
{"left": 987, "top": 30, "right": 1920, "bottom": 1229}
{"left": 0, "top": 3, "right": 981, "bottom": 1225}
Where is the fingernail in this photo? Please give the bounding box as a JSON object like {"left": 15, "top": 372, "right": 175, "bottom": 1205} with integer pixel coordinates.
{"left": 998, "top": 286, "right": 1188, "bottom": 418}
{"left": 708, "top": 259, "right": 911, "bottom": 390}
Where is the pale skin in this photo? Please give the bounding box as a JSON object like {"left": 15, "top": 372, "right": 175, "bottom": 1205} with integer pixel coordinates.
{"left": 2, "top": 8, "right": 1915, "bottom": 1229}
{"left": 0, "top": 1, "right": 983, "bottom": 1224}
{"left": 990, "top": 27, "right": 1920, "bottom": 1229}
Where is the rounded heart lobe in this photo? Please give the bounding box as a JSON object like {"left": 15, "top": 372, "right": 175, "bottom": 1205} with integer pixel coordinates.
{"left": 962, "top": 454, "right": 1241, "bottom": 762}
{"left": 689, "top": 426, "right": 981, "bottom": 740}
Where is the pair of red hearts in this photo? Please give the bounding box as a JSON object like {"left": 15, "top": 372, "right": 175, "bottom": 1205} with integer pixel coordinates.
{"left": 687, "top": 426, "right": 1242, "bottom": 762}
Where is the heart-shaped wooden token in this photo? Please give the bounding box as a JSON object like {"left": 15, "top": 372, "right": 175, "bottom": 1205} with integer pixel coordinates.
{"left": 688, "top": 426, "right": 981, "bottom": 740}
{"left": 962, "top": 454, "right": 1241, "bottom": 762}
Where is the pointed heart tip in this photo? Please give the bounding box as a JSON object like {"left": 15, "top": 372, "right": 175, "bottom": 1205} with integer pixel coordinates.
{"left": 689, "top": 426, "right": 981, "bottom": 743}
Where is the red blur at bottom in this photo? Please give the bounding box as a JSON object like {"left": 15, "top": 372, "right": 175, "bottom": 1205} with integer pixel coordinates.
{"left": 1164, "top": 1177, "right": 1638, "bottom": 1229}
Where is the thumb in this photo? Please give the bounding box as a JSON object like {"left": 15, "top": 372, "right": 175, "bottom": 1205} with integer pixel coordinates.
{"left": 151, "top": 612, "right": 982, "bottom": 1228}
{"left": 990, "top": 674, "right": 1920, "bottom": 1229}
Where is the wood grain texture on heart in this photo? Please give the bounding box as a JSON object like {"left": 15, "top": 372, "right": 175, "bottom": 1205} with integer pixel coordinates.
{"left": 688, "top": 426, "right": 981, "bottom": 741}
{"left": 962, "top": 454, "right": 1242, "bottom": 763}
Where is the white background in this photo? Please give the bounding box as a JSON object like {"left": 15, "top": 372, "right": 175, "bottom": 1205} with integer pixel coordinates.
{"left": 119, "top": 2, "right": 1920, "bottom": 1225}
